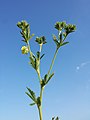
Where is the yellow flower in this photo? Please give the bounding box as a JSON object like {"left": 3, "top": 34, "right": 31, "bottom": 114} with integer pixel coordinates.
{"left": 21, "top": 46, "right": 29, "bottom": 54}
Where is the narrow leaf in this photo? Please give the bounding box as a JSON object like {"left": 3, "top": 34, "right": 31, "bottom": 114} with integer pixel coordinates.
{"left": 44, "top": 74, "right": 48, "bottom": 81}
{"left": 37, "top": 51, "right": 40, "bottom": 60}
{"left": 60, "top": 42, "right": 69, "bottom": 47}
{"left": 46, "top": 72, "right": 54, "bottom": 84}
{"left": 30, "top": 56, "right": 35, "bottom": 69}
{"left": 40, "top": 54, "right": 45, "bottom": 59}
{"left": 54, "top": 39, "right": 59, "bottom": 46}
{"left": 48, "top": 72, "right": 54, "bottom": 81}
{"left": 29, "top": 102, "right": 36, "bottom": 106}
{"left": 25, "top": 92, "right": 34, "bottom": 101}
{"left": 55, "top": 117, "right": 59, "bottom": 120}
{"left": 35, "top": 58, "right": 37, "bottom": 69}
{"left": 26, "top": 87, "right": 36, "bottom": 101}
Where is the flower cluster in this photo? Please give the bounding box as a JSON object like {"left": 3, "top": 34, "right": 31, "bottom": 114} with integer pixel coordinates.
{"left": 17, "top": 20, "right": 34, "bottom": 43}
{"left": 55, "top": 21, "right": 76, "bottom": 33}
{"left": 53, "top": 21, "right": 76, "bottom": 49}
{"left": 35, "top": 36, "right": 47, "bottom": 45}
{"left": 55, "top": 21, "right": 66, "bottom": 31}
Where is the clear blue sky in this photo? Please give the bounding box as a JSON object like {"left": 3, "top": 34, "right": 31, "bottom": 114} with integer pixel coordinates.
{"left": 0, "top": 0, "right": 90, "bottom": 120}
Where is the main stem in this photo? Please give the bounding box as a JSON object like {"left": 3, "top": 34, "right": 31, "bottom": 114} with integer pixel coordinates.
{"left": 38, "top": 105, "right": 42, "bottom": 120}
{"left": 38, "top": 48, "right": 58, "bottom": 120}
{"left": 27, "top": 41, "right": 43, "bottom": 120}
{"left": 38, "top": 86, "right": 44, "bottom": 120}
{"left": 38, "top": 44, "right": 43, "bottom": 120}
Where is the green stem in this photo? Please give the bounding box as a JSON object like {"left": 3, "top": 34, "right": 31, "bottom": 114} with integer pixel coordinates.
{"left": 37, "top": 86, "right": 44, "bottom": 120}
{"left": 37, "top": 45, "right": 42, "bottom": 82}
{"left": 38, "top": 105, "right": 42, "bottom": 120}
{"left": 38, "top": 44, "right": 43, "bottom": 120}
{"left": 27, "top": 41, "right": 32, "bottom": 56}
{"left": 40, "top": 87, "right": 44, "bottom": 102}
{"left": 37, "top": 70, "right": 42, "bottom": 83}
{"left": 27, "top": 41, "right": 44, "bottom": 120}
{"left": 27, "top": 41, "right": 42, "bottom": 82}
{"left": 47, "top": 48, "right": 58, "bottom": 77}
{"left": 39, "top": 86, "right": 44, "bottom": 120}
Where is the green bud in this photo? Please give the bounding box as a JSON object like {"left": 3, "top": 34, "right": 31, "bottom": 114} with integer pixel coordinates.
{"left": 52, "top": 34, "right": 57, "bottom": 41}
{"left": 17, "top": 22, "right": 21, "bottom": 27}
{"left": 17, "top": 20, "right": 29, "bottom": 30}
{"left": 35, "top": 36, "right": 47, "bottom": 45}
{"left": 55, "top": 21, "right": 66, "bottom": 31}
{"left": 64, "top": 24, "right": 76, "bottom": 35}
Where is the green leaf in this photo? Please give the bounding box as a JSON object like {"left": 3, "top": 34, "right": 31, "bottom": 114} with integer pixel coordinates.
{"left": 35, "top": 58, "right": 37, "bottom": 69}
{"left": 29, "top": 52, "right": 40, "bottom": 71}
{"left": 55, "top": 117, "right": 59, "bottom": 120}
{"left": 37, "top": 51, "right": 40, "bottom": 60}
{"left": 46, "top": 72, "right": 54, "bottom": 84}
{"left": 48, "top": 72, "right": 54, "bottom": 81}
{"left": 25, "top": 92, "right": 34, "bottom": 101}
{"left": 20, "top": 31, "right": 26, "bottom": 40}
{"left": 40, "top": 54, "right": 45, "bottom": 59}
{"left": 30, "top": 56, "right": 35, "bottom": 69}
{"left": 52, "top": 117, "right": 55, "bottom": 120}
{"left": 29, "top": 102, "right": 36, "bottom": 106}
{"left": 53, "top": 39, "right": 60, "bottom": 48}
{"left": 26, "top": 87, "right": 36, "bottom": 102}
{"left": 44, "top": 74, "right": 48, "bottom": 81}
{"left": 60, "top": 42, "right": 69, "bottom": 47}
{"left": 41, "top": 74, "right": 48, "bottom": 87}
{"left": 52, "top": 35, "right": 60, "bottom": 48}
{"left": 32, "top": 54, "right": 36, "bottom": 59}
{"left": 37, "top": 97, "right": 41, "bottom": 107}
{"left": 52, "top": 117, "right": 59, "bottom": 120}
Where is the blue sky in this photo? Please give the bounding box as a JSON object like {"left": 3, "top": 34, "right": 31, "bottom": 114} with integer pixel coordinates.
{"left": 0, "top": 0, "right": 90, "bottom": 120}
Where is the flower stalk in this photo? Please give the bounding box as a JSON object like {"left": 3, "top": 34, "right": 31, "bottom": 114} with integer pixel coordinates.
{"left": 47, "top": 48, "right": 58, "bottom": 79}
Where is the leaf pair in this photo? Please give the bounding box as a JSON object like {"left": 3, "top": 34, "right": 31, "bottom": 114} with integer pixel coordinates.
{"left": 26, "top": 87, "right": 41, "bottom": 107}
{"left": 41, "top": 72, "right": 54, "bottom": 87}
{"left": 29, "top": 51, "right": 40, "bottom": 71}
{"left": 30, "top": 51, "right": 45, "bottom": 72}
{"left": 26, "top": 87, "right": 37, "bottom": 106}
{"left": 53, "top": 34, "right": 69, "bottom": 49}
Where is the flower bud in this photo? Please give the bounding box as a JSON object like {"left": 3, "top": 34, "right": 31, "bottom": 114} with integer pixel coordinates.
{"left": 35, "top": 36, "right": 47, "bottom": 45}
{"left": 55, "top": 21, "right": 66, "bottom": 31}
